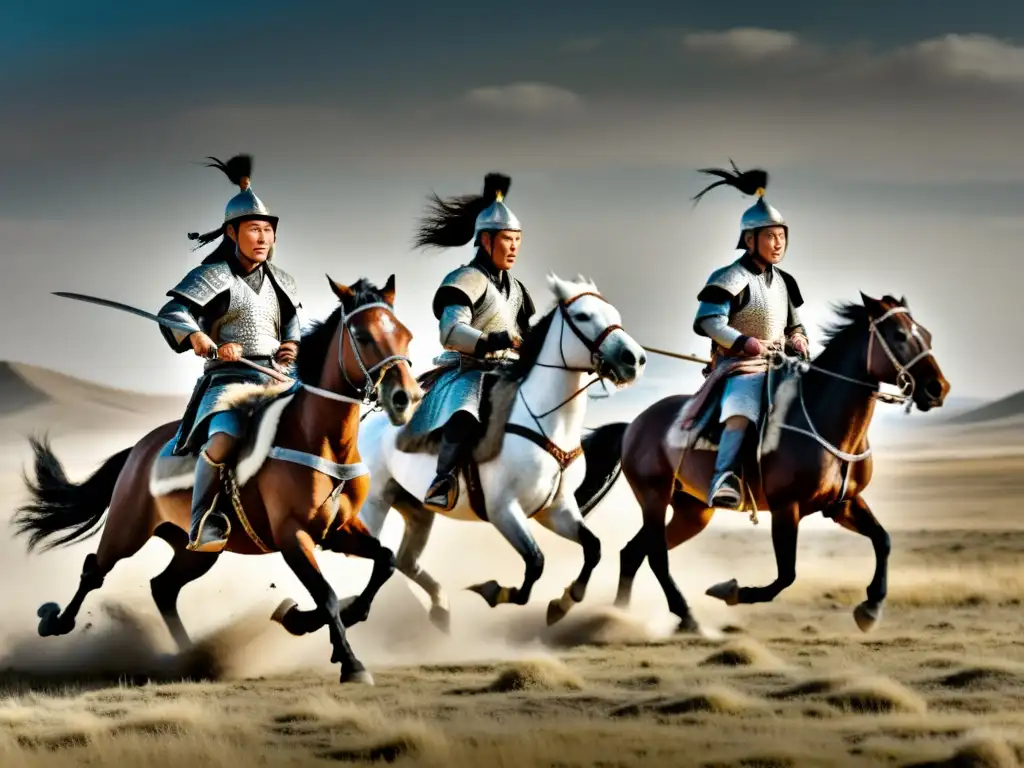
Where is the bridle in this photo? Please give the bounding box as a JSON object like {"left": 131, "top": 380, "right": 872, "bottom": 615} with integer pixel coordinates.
{"left": 297, "top": 301, "right": 412, "bottom": 406}
{"left": 770, "top": 304, "right": 936, "bottom": 465}
{"left": 523, "top": 291, "right": 623, "bottom": 420}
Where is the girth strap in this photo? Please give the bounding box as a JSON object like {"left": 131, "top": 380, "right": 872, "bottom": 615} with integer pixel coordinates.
{"left": 267, "top": 447, "right": 370, "bottom": 483}
{"left": 505, "top": 423, "right": 583, "bottom": 471}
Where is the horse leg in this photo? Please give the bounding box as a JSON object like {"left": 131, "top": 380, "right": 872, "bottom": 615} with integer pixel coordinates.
{"left": 324, "top": 518, "right": 396, "bottom": 629}
{"left": 615, "top": 489, "right": 714, "bottom": 612}
{"left": 392, "top": 499, "right": 451, "bottom": 633}
{"left": 150, "top": 528, "right": 220, "bottom": 652}
{"left": 706, "top": 502, "right": 801, "bottom": 605}
{"left": 623, "top": 476, "right": 704, "bottom": 632}
{"left": 467, "top": 500, "right": 545, "bottom": 608}
{"left": 276, "top": 519, "right": 372, "bottom": 685}
{"left": 824, "top": 495, "right": 890, "bottom": 632}
{"left": 38, "top": 498, "right": 152, "bottom": 638}
{"left": 534, "top": 498, "right": 601, "bottom": 626}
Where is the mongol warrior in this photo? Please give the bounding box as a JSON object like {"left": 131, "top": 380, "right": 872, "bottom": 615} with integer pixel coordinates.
{"left": 691, "top": 163, "right": 809, "bottom": 510}
{"left": 158, "top": 154, "right": 303, "bottom": 553}
{"left": 406, "top": 172, "right": 536, "bottom": 511}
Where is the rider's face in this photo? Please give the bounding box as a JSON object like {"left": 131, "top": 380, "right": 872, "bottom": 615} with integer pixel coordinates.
{"left": 229, "top": 220, "right": 276, "bottom": 267}
{"left": 746, "top": 226, "right": 786, "bottom": 265}
{"left": 482, "top": 230, "right": 521, "bottom": 271}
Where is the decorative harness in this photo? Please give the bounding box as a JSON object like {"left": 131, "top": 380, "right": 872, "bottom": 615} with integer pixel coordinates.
{"left": 764, "top": 305, "right": 936, "bottom": 505}
{"left": 228, "top": 301, "right": 412, "bottom": 552}
{"left": 507, "top": 291, "right": 622, "bottom": 475}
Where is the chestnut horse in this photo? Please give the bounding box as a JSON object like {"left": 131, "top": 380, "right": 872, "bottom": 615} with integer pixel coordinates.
{"left": 612, "top": 294, "right": 949, "bottom": 633}
{"left": 12, "top": 275, "right": 423, "bottom": 685}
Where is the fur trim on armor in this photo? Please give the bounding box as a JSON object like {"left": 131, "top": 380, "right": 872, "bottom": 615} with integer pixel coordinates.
{"left": 212, "top": 379, "right": 296, "bottom": 413}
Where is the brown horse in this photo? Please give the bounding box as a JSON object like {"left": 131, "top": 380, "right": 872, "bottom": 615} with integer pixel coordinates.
{"left": 11, "top": 275, "right": 423, "bottom": 684}
{"left": 610, "top": 294, "right": 950, "bottom": 633}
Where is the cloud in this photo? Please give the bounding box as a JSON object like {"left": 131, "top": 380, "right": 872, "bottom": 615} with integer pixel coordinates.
{"left": 462, "top": 82, "right": 584, "bottom": 114}
{"left": 682, "top": 27, "right": 801, "bottom": 59}
{"left": 892, "top": 34, "right": 1024, "bottom": 85}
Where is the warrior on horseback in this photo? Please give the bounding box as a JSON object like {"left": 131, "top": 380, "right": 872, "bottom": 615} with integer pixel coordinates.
{"left": 411, "top": 172, "right": 537, "bottom": 511}
{"left": 691, "top": 163, "right": 809, "bottom": 510}
{"left": 158, "top": 154, "right": 303, "bottom": 553}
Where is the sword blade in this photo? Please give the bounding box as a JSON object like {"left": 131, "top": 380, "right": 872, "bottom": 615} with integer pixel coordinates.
{"left": 52, "top": 291, "right": 197, "bottom": 335}
{"left": 52, "top": 291, "right": 292, "bottom": 383}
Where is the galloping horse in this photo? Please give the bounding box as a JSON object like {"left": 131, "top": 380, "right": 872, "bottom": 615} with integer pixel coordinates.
{"left": 348, "top": 274, "right": 646, "bottom": 632}
{"left": 12, "top": 275, "right": 423, "bottom": 684}
{"left": 613, "top": 293, "right": 949, "bottom": 633}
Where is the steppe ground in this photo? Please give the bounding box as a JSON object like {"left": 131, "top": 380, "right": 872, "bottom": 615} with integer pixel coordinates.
{"left": 0, "top": 379, "right": 1023, "bottom": 767}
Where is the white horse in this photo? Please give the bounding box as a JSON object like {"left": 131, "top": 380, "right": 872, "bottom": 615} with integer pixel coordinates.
{"left": 356, "top": 274, "right": 646, "bottom": 630}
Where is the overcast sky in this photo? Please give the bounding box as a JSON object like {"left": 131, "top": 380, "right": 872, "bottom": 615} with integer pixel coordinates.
{"left": 2, "top": 1, "right": 1023, "bottom": 402}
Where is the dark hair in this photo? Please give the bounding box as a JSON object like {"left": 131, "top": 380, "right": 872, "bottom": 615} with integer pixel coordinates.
{"left": 414, "top": 172, "right": 511, "bottom": 249}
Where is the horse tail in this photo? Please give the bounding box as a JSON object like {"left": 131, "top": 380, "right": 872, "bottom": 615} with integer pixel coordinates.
{"left": 576, "top": 421, "right": 629, "bottom": 518}
{"left": 11, "top": 436, "right": 131, "bottom": 553}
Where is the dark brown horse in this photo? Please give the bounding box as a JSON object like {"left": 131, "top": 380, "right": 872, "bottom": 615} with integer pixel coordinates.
{"left": 11, "top": 275, "right": 423, "bottom": 684}
{"left": 611, "top": 294, "right": 949, "bottom": 633}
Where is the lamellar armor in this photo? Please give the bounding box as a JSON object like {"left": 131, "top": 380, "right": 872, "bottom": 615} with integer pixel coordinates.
{"left": 693, "top": 255, "right": 805, "bottom": 359}
{"left": 159, "top": 259, "right": 302, "bottom": 455}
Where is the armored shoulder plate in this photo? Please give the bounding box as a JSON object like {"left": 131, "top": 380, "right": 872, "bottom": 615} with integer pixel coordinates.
{"left": 432, "top": 265, "right": 491, "bottom": 318}
{"left": 265, "top": 262, "right": 302, "bottom": 310}
{"left": 697, "top": 259, "right": 751, "bottom": 302}
{"left": 167, "top": 262, "right": 234, "bottom": 307}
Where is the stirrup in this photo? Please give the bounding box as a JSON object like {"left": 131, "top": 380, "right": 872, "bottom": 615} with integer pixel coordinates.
{"left": 425, "top": 473, "right": 459, "bottom": 511}
{"left": 709, "top": 471, "right": 743, "bottom": 509}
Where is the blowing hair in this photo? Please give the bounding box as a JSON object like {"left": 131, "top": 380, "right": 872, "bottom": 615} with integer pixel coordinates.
{"left": 414, "top": 172, "right": 511, "bottom": 249}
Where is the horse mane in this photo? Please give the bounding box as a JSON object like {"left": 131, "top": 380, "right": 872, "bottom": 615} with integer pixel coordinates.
{"left": 503, "top": 307, "right": 558, "bottom": 381}
{"left": 818, "top": 301, "right": 868, "bottom": 350}
{"left": 296, "top": 278, "right": 389, "bottom": 384}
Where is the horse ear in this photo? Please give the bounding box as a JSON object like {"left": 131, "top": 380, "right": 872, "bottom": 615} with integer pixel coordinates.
{"left": 859, "top": 291, "right": 883, "bottom": 316}
{"left": 547, "top": 272, "right": 569, "bottom": 300}
{"left": 327, "top": 274, "right": 355, "bottom": 301}
{"left": 381, "top": 273, "right": 396, "bottom": 306}
{"left": 899, "top": 295, "right": 909, "bottom": 309}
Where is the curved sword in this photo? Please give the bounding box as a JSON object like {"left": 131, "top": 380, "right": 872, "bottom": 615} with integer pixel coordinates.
{"left": 52, "top": 291, "right": 291, "bottom": 383}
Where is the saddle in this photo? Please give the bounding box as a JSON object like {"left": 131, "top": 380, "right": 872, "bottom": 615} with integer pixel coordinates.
{"left": 150, "top": 379, "right": 300, "bottom": 501}
{"left": 666, "top": 352, "right": 797, "bottom": 455}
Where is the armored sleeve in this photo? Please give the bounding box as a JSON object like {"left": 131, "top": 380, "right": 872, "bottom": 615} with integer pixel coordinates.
{"left": 692, "top": 262, "right": 751, "bottom": 349}
{"left": 439, "top": 304, "right": 483, "bottom": 353}
{"left": 157, "top": 292, "right": 230, "bottom": 353}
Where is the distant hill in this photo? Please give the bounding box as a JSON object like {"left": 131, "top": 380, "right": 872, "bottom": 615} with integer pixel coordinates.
{"left": 946, "top": 390, "right": 1024, "bottom": 427}
{"left": 0, "top": 363, "right": 49, "bottom": 416}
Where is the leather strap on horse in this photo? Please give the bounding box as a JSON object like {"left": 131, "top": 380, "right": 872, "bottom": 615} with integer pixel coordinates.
{"left": 505, "top": 423, "right": 584, "bottom": 470}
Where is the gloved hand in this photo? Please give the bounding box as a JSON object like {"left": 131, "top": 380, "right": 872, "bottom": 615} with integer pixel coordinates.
{"left": 731, "top": 335, "right": 765, "bottom": 357}
{"left": 476, "top": 330, "right": 519, "bottom": 356}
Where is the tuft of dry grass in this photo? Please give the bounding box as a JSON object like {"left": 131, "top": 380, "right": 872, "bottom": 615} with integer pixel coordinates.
{"left": 486, "top": 657, "right": 584, "bottom": 693}
{"left": 699, "top": 638, "right": 785, "bottom": 670}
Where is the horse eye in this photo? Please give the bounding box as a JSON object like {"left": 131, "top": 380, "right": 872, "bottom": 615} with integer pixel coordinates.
{"left": 894, "top": 329, "right": 908, "bottom": 342}
{"left": 573, "top": 312, "right": 589, "bottom": 322}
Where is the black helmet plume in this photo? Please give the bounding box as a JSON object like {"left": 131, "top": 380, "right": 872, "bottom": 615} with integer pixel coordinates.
{"left": 414, "top": 172, "right": 511, "bottom": 249}
{"left": 692, "top": 159, "right": 769, "bottom": 205}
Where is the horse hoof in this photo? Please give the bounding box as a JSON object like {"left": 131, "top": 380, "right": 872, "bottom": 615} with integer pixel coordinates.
{"left": 270, "top": 598, "right": 298, "bottom": 627}
{"left": 37, "top": 603, "right": 64, "bottom": 637}
{"left": 675, "top": 614, "right": 701, "bottom": 634}
{"left": 854, "top": 601, "right": 882, "bottom": 633}
{"left": 341, "top": 668, "right": 375, "bottom": 686}
{"left": 546, "top": 599, "right": 569, "bottom": 626}
{"left": 429, "top": 605, "right": 451, "bottom": 634}
{"left": 339, "top": 602, "right": 370, "bottom": 629}
{"left": 705, "top": 579, "right": 740, "bottom": 606}
{"left": 467, "top": 580, "right": 503, "bottom": 608}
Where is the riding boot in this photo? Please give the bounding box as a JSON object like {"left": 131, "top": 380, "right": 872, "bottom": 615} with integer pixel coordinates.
{"left": 424, "top": 437, "right": 464, "bottom": 511}
{"left": 708, "top": 427, "right": 746, "bottom": 510}
{"left": 186, "top": 450, "right": 232, "bottom": 553}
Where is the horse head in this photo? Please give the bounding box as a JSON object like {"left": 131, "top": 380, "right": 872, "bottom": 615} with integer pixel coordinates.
{"left": 326, "top": 273, "right": 424, "bottom": 425}
{"left": 545, "top": 273, "right": 647, "bottom": 387}
{"left": 859, "top": 292, "right": 949, "bottom": 412}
